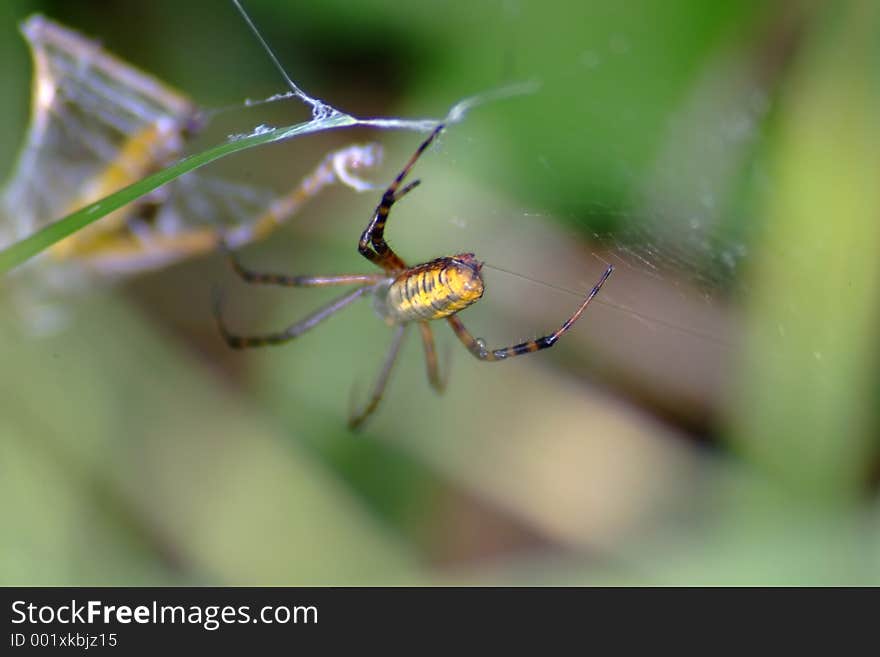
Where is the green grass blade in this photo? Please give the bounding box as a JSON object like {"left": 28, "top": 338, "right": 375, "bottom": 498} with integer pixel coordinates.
{"left": 0, "top": 113, "right": 355, "bottom": 275}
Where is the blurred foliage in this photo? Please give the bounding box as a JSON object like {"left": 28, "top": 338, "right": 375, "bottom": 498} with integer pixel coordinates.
{"left": 1, "top": 0, "right": 878, "bottom": 585}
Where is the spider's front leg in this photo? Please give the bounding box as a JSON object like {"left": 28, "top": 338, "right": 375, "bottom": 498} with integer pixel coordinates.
{"left": 446, "top": 265, "right": 614, "bottom": 361}
{"left": 358, "top": 123, "right": 445, "bottom": 271}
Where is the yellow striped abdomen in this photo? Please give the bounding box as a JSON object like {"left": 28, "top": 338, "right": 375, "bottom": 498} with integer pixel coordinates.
{"left": 378, "top": 253, "right": 484, "bottom": 323}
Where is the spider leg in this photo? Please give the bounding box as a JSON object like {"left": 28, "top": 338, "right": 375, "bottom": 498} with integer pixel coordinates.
{"left": 393, "top": 179, "right": 421, "bottom": 202}
{"left": 358, "top": 123, "right": 445, "bottom": 271}
{"left": 418, "top": 321, "right": 446, "bottom": 393}
{"left": 214, "top": 285, "right": 370, "bottom": 349}
{"left": 225, "top": 248, "right": 385, "bottom": 287}
{"left": 348, "top": 323, "right": 408, "bottom": 430}
{"left": 446, "top": 265, "right": 613, "bottom": 361}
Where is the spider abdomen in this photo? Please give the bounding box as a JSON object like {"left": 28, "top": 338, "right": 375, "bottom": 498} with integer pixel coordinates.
{"left": 380, "top": 253, "right": 484, "bottom": 323}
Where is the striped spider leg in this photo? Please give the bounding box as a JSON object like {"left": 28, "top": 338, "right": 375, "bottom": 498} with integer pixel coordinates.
{"left": 215, "top": 123, "right": 613, "bottom": 429}
{"left": 444, "top": 264, "right": 613, "bottom": 361}
{"left": 213, "top": 247, "right": 386, "bottom": 348}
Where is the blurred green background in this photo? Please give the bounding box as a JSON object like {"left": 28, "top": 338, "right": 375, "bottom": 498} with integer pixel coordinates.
{"left": 1, "top": 0, "right": 878, "bottom": 585}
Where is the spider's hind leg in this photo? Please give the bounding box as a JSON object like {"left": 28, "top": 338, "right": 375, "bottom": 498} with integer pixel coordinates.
{"left": 419, "top": 321, "right": 447, "bottom": 393}
{"left": 349, "top": 323, "right": 408, "bottom": 430}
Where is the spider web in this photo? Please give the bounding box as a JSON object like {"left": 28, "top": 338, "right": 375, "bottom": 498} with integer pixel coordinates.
{"left": 1, "top": 0, "right": 766, "bottom": 380}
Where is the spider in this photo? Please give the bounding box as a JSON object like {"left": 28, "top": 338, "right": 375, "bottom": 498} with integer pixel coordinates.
{"left": 214, "top": 123, "right": 614, "bottom": 429}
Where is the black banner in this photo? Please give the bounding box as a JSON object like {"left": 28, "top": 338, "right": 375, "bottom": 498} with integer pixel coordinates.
{"left": 1, "top": 587, "right": 626, "bottom": 651}
{"left": 1, "top": 587, "right": 866, "bottom": 651}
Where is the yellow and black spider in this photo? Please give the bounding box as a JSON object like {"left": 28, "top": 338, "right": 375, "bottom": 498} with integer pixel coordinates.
{"left": 214, "top": 124, "right": 614, "bottom": 429}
